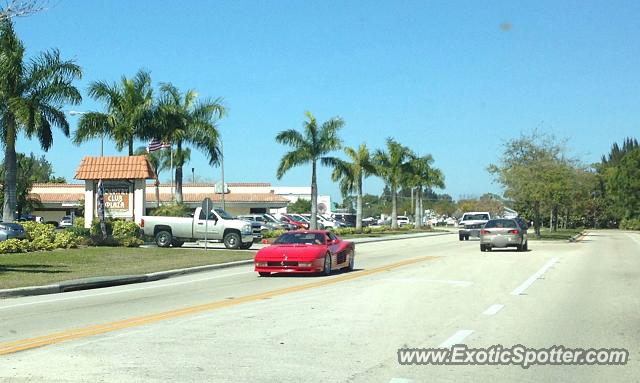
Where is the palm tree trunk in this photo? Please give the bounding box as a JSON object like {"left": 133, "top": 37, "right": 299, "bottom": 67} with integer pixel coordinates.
{"left": 128, "top": 139, "right": 134, "bottom": 156}
{"left": 2, "top": 117, "right": 17, "bottom": 222}
{"left": 310, "top": 160, "right": 318, "bottom": 230}
{"left": 355, "top": 175, "right": 363, "bottom": 232}
{"left": 175, "top": 141, "right": 183, "bottom": 204}
{"left": 415, "top": 187, "right": 422, "bottom": 229}
{"left": 155, "top": 178, "right": 161, "bottom": 208}
{"left": 391, "top": 184, "right": 398, "bottom": 230}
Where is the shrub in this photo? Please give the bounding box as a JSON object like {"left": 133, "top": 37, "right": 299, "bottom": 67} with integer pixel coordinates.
{"left": 53, "top": 231, "right": 79, "bottom": 249}
{"left": 21, "top": 221, "right": 56, "bottom": 242}
{"left": 112, "top": 220, "right": 142, "bottom": 247}
{"left": 66, "top": 225, "right": 90, "bottom": 238}
{"left": 112, "top": 220, "right": 141, "bottom": 238}
{"left": 151, "top": 203, "right": 192, "bottom": 217}
{"left": 73, "top": 217, "right": 85, "bottom": 228}
{"left": 620, "top": 218, "right": 640, "bottom": 230}
{"left": 90, "top": 219, "right": 114, "bottom": 236}
{"left": 0, "top": 239, "right": 30, "bottom": 253}
{"left": 263, "top": 229, "right": 287, "bottom": 239}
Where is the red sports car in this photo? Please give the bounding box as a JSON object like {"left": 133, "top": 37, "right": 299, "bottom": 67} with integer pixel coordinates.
{"left": 254, "top": 230, "right": 355, "bottom": 276}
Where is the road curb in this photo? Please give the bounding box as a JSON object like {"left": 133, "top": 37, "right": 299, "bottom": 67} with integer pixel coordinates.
{"left": 0, "top": 232, "right": 451, "bottom": 298}
{"left": 568, "top": 230, "right": 587, "bottom": 243}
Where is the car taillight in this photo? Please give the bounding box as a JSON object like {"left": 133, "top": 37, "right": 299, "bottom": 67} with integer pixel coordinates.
{"left": 480, "top": 229, "right": 490, "bottom": 235}
{"left": 140, "top": 219, "right": 144, "bottom": 228}
{"left": 508, "top": 229, "right": 519, "bottom": 234}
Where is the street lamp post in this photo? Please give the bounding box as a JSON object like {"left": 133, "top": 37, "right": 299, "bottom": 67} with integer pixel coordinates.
{"left": 69, "top": 110, "right": 103, "bottom": 156}
{"left": 220, "top": 138, "right": 225, "bottom": 210}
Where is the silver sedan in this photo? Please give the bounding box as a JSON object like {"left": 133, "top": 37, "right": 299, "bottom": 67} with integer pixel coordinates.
{"left": 479, "top": 218, "right": 528, "bottom": 252}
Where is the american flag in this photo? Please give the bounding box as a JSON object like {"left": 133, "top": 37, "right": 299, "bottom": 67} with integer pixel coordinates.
{"left": 147, "top": 138, "right": 171, "bottom": 152}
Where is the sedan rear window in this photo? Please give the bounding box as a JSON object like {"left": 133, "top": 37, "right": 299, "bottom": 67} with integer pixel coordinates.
{"left": 484, "top": 219, "right": 518, "bottom": 229}
{"left": 463, "top": 214, "right": 490, "bottom": 220}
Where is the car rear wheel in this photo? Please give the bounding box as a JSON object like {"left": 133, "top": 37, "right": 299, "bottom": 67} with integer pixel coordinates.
{"left": 523, "top": 241, "right": 528, "bottom": 251}
{"left": 240, "top": 242, "right": 253, "bottom": 250}
{"left": 516, "top": 244, "right": 523, "bottom": 252}
{"left": 321, "top": 253, "right": 332, "bottom": 276}
{"left": 258, "top": 272, "right": 271, "bottom": 277}
{"left": 155, "top": 231, "right": 172, "bottom": 248}
{"left": 480, "top": 244, "right": 486, "bottom": 252}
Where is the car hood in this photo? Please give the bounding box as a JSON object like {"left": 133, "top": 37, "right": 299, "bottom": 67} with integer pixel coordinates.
{"left": 255, "top": 244, "right": 327, "bottom": 261}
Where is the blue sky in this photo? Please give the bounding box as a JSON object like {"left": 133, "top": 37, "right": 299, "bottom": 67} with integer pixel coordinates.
{"left": 12, "top": 0, "right": 640, "bottom": 202}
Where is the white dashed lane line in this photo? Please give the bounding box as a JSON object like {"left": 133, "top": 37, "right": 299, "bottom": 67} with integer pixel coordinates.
{"left": 482, "top": 304, "right": 505, "bottom": 315}
{"left": 510, "top": 257, "right": 559, "bottom": 296}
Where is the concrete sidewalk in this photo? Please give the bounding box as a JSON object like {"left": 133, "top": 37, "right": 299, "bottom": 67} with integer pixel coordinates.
{"left": 0, "top": 231, "right": 452, "bottom": 298}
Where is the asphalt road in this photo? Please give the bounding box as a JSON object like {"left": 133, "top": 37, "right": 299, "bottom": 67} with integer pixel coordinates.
{"left": 1, "top": 230, "right": 639, "bottom": 382}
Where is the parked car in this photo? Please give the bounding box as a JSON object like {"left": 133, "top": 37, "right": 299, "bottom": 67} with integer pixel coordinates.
{"left": 0, "top": 222, "right": 26, "bottom": 241}
{"left": 59, "top": 216, "right": 73, "bottom": 228}
{"left": 458, "top": 212, "right": 491, "bottom": 240}
{"left": 263, "top": 213, "right": 297, "bottom": 231}
{"left": 277, "top": 214, "right": 309, "bottom": 229}
{"left": 254, "top": 230, "right": 355, "bottom": 276}
{"left": 397, "top": 215, "right": 410, "bottom": 226}
{"left": 237, "top": 214, "right": 282, "bottom": 232}
{"left": 479, "top": 218, "right": 528, "bottom": 252}
{"left": 332, "top": 213, "right": 357, "bottom": 227}
{"left": 140, "top": 207, "right": 255, "bottom": 249}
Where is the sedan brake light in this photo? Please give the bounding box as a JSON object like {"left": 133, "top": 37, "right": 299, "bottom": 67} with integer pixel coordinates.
{"left": 480, "top": 229, "right": 490, "bottom": 235}
{"left": 508, "top": 229, "right": 520, "bottom": 234}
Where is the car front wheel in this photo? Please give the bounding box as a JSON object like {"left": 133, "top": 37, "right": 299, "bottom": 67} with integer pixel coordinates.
{"left": 321, "top": 253, "right": 332, "bottom": 276}
{"left": 223, "top": 232, "right": 241, "bottom": 249}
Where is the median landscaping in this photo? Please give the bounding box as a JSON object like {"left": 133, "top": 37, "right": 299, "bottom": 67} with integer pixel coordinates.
{"left": 0, "top": 247, "right": 254, "bottom": 290}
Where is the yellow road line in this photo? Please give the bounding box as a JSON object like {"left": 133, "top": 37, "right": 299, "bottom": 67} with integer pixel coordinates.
{"left": 0, "top": 255, "right": 437, "bottom": 355}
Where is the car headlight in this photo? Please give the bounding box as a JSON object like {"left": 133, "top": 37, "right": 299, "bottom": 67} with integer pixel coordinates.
{"left": 256, "top": 262, "right": 268, "bottom": 267}
{"left": 242, "top": 224, "right": 252, "bottom": 234}
{"left": 299, "top": 262, "right": 312, "bottom": 267}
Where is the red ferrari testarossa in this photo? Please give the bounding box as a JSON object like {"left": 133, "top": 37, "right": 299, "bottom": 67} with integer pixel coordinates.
{"left": 254, "top": 230, "right": 355, "bottom": 276}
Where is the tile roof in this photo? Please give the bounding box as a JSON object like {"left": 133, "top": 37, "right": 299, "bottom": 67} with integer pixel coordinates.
{"left": 29, "top": 191, "right": 288, "bottom": 204}
{"left": 75, "top": 156, "right": 157, "bottom": 180}
{"left": 146, "top": 193, "right": 289, "bottom": 203}
{"left": 226, "top": 182, "right": 272, "bottom": 187}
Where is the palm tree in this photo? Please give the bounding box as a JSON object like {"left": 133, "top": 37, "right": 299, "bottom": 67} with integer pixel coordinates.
{"left": 73, "top": 69, "right": 153, "bottom": 155}
{"left": 154, "top": 83, "right": 225, "bottom": 203}
{"left": 0, "top": 21, "right": 82, "bottom": 222}
{"left": 374, "top": 138, "right": 412, "bottom": 230}
{"left": 328, "top": 143, "right": 376, "bottom": 231}
{"left": 406, "top": 153, "right": 445, "bottom": 229}
{"left": 276, "top": 111, "right": 343, "bottom": 230}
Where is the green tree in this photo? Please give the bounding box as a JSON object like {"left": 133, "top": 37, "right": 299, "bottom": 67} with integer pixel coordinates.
{"left": 1, "top": 153, "right": 66, "bottom": 215}
{"left": 406, "top": 153, "right": 444, "bottom": 229}
{"left": 488, "top": 132, "right": 578, "bottom": 236}
{"left": 607, "top": 148, "right": 640, "bottom": 220}
{"left": 288, "top": 198, "right": 311, "bottom": 214}
{"left": 73, "top": 69, "right": 153, "bottom": 156}
{"left": 276, "top": 111, "right": 343, "bottom": 230}
{"left": 154, "top": 83, "right": 225, "bottom": 203}
{"left": 0, "top": 21, "right": 81, "bottom": 222}
{"left": 374, "top": 138, "right": 412, "bottom": 229}
{"left": 328, "top": 143, "right": 376, "bottom": 231}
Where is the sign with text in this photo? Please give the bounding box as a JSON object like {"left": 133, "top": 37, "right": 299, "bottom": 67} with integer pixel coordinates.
{"left": 96, "top": 181, "right": 133, "bottom": 216}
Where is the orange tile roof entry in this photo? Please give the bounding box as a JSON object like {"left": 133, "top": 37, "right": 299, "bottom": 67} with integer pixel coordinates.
{"left": 75, "top": 156, "right": 157, "bottom": 180}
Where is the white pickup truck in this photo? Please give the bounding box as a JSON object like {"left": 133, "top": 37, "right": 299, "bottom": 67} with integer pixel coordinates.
{"left": 140, "top": 207, "right": 254, "bottom": 249}
{"left": 458, "top": 212, "right": 491, "bottom": 241}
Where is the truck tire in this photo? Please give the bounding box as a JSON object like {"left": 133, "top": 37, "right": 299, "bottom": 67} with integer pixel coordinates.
{"left": 171, "top": 239, "right": 184, "bottom": 247}
{"left": 240, "top": 242, "right": 253, "bottom": 250}
{"left": 223, "top": 232, "right": 241, "bottom": 249}
{"left": 155, "top": 230, "right": 172, "bottom": 248}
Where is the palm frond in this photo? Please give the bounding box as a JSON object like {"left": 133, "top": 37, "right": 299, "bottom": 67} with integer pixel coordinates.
{"left": 276, "top": 149, "right": 311, "bottom": 179}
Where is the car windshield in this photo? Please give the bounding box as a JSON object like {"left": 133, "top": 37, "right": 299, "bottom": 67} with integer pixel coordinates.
{"left": 463, "top": 214, "right": 490, "bottom": 221}
{"left": 273, "top": 232, "right": 326, "bottom": 245}
{"left": 214, "top": 209, "right": 235, "bottom": 220}
{"left": 484, "top": 219, "right": 518, "bottom": 229}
